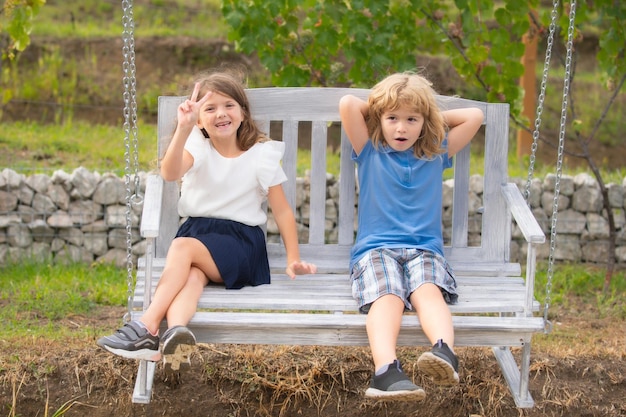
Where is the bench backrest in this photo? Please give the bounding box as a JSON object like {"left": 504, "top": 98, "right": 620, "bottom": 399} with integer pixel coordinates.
{"left": 154, "top": 88, "right": 515, "bottom": 276}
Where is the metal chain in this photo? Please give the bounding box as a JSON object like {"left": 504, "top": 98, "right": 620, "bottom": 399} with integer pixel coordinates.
{"left": 543, "top": 1, "right": 577, "bottom": 328}
{"left": 122, "top": 0, "right": 141, "bottom": 323}
{"left": 524, "top": 0, "right": 577, "bottom": 332}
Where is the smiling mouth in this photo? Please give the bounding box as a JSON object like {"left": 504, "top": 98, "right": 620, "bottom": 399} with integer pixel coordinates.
{"left": 216, "top": 121, "right": 231, "bottom": 127}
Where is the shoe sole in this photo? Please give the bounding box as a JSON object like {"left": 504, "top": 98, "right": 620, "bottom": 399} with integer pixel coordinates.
{"left": 417, "top": 352, "right": 459, "bottom": 385}
{"left": 103, "top": 345, "right": 161, "bottom": 361}
{"left": 365, "top": 387, "right": 426, "bottom": 401}
{"left": 162, "top": 331, "right": 196, "bottom": 373}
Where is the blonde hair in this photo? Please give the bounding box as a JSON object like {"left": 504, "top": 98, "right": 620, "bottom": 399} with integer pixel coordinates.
{"left": 191, "top": 69, "right": 268, "bottom": 151}
{"left": 367, "top": 72, "right": 446, "bottom": 159}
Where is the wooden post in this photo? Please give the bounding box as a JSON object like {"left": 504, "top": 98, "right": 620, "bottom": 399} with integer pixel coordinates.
{"left": 517, "top": 10, "right": 540, "bottom": 158}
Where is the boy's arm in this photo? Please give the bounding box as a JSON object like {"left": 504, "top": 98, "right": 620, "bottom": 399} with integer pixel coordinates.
{"left": 442, "top": 107, "right": 484, "bottom": 157}
{"left": 338, "top": 95, "right": 370, "bottom": 155}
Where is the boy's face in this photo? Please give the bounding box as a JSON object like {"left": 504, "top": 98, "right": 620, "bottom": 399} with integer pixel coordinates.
{"left": 380, "top": 106, "right": 424, "bottom": 152}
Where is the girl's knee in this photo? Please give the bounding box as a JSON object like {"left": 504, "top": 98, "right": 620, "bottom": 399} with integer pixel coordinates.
{"left": 188, "top": 266, "right": 209, "bottom": 286}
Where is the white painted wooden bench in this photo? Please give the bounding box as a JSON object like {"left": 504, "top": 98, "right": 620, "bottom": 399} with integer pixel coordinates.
{"left": 131, "top": 88, "right": 546, "bottom": 407}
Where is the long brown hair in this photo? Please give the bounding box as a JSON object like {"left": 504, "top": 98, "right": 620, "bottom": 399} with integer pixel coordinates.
{"left": 367, "top": 72, "right": 446, "bottom": 159}
{"left": 191, "top": 69, "right": 268, "bottom": 150}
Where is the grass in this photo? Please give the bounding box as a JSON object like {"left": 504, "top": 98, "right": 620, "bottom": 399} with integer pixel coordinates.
{"left": 0, "top": 259, "right": 623, "bottom": 342}
{"left": 0, "top": 120, "right": 158, "bottom": 174}
{"left": 0, "top": 261, "right": 127, "bottom": 340}
{"left": 32, "top": 0, "right": 228, "bottom": 39}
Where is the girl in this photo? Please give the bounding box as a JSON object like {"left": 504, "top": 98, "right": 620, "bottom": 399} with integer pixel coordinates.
{"left": 339, "top": 72, "right": 483, "bottom": 401}
{"left": 98, "top": 70, "right": 317, "bottom": 372}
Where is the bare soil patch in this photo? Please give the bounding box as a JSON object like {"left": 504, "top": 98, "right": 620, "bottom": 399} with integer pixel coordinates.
{"left": 1, "top": 302, "right": 624, "bottom": 417}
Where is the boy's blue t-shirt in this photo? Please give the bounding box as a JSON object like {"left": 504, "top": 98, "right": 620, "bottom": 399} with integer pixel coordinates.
{"left": 349, "top": 140, "right": 453, "bottom": 271}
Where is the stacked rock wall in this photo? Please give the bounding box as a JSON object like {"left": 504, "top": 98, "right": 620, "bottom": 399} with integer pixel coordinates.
{"left": 1, "top": 168, "right": 625, "bottom": 267}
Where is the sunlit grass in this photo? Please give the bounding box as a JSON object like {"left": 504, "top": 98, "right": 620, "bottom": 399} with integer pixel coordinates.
{"left": 0, "top": 120, "right": 158, "bottom": 174}
{"left": 0, "top": 261, "right": 128, "bottom": 339}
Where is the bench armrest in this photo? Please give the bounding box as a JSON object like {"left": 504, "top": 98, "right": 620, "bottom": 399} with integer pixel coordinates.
{"left": 140, "top": 174, "right": 164, "bottom": 238}
{"left": 501, "top": 183, "right": 545, "bottom": 244}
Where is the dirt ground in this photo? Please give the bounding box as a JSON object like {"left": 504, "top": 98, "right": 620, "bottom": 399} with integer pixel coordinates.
{"left": 1, "top": 301, "right": 624, "bottom": 417}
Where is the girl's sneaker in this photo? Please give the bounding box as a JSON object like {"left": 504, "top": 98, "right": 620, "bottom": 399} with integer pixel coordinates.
{"left": 96, "top": 321, "right": 161, "bottom": 361}
{"left": 161, "top": 326, "right": 196, "bottom": 373}
{"left": 417, "top": 339, "right": 459, "bottom": 385}
{"left": 365, "top": 360, "right": 426, "bottom": 401}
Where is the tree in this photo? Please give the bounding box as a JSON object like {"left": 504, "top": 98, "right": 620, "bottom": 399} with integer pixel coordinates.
{"left": 222, "top": 0, "right": 625, "bottom": 288}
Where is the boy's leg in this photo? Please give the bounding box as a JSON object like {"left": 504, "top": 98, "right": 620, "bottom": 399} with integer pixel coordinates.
{"left": 366, "top": 294, "right": 405, "bottom": 370}
{"left": 365, "top": 294, "right": 425, "bottom": 401}
{"left": 410, "top": 284, "right": 459, "bottom": 385}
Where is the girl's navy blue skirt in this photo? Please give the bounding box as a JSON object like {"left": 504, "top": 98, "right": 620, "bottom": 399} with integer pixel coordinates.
{"left": 175, "top": 217, "right": 270, "bottom": 289}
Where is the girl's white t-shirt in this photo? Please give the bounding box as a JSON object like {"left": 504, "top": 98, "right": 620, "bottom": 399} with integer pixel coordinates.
{"left": 176, "top": 126, "right": 287, "bottom": 226}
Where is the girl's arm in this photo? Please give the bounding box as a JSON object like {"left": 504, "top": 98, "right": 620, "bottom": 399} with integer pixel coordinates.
{"left": 161, "top": 83, "right": 211, "bottom": 181}
{"left": 267, "top": 184, "right": 317, "bottom": 279}
{"left": 160, "top": 124, "right": 195, "bottom": 181}
{"left": 338, "top": 95, "right": 370, "bottom": 155}
{"left": 442, "top": 107, "right": 484, "bottom": 157}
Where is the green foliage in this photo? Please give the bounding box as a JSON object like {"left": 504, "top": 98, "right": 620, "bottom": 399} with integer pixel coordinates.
{"left": 567, "top": 0, "right": 626, "bottom": 88}
{"left": 223, "top": 0, "right": 625, "bottom": 120}
{"left": 0, "top": 0, "right": 46, "bottom": 59}
{"left": 0, "top": 261, "right": 127, "bottom": 339}
{"left": 222, "top": 0, "right": 537, "bottom": 115}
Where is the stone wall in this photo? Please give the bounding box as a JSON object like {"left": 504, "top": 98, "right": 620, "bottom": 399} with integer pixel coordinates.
{"left": 1, "top": 168, "right": 625, "bottom": 267}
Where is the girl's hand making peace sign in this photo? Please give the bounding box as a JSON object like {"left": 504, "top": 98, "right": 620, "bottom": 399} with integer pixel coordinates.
{"left": 177, "top": 82, "right": 212, "bottom": 128}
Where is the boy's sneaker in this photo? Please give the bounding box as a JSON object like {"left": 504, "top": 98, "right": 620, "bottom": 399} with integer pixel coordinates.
{"left": 417, "top": 339, "right": 459, "bottom": 385}
{"left": 365, "top": 360, "right": 426, "bottom": 401}
{"left": 96, "top": 321, "right": 161, "bottom": 361}
{"left": 161, "top": 326, "right": 196, "bottom": 373}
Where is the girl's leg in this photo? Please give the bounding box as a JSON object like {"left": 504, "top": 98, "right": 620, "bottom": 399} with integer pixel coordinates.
{"left": 366, "top": 294, "right": 405, "bottom": 370}
{"left": 140, "top": 237, "right": 221, "bottom": 334}
{"left": 165, "top": 266, "right": 209, "bottom": 327}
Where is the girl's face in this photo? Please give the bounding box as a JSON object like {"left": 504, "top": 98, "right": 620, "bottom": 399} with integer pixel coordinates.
{"left": 196, "top": 91, "right": 244, "bottom": 142}
{"left": 380, "top": 106, "right": 424, "bottom": 152}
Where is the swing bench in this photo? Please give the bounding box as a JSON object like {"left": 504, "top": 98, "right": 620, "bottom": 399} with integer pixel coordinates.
{"left": 129, "top": 87, "right": 546, "bottom": 407}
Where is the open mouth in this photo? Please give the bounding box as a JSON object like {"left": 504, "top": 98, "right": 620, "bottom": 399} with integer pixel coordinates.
{"left": 395, "top": 137, "right": 408, "bottom": 142}
{"left": 216, "top": 121, "right": 231, "bottom": 128}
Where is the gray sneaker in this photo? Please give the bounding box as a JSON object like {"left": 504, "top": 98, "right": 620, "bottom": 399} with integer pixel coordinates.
{"left": 417, "top": 339, "right": 459, "bottom": 385}
{"left": 96, "top": 320, "right": 161, "bottom": 361}
{"left": 364, "top": 360, "right": 426, "bottom": 401}
{"left": 161, "top": 326, "right": 196, "bottom": 373}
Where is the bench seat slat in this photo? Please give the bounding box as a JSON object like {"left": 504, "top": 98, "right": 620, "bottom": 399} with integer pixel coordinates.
{"left": 130, "top": 311, "right": 544, "bottom": 347}
{"left": 133, "top": 269, "right": 540, "bottom": 313}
